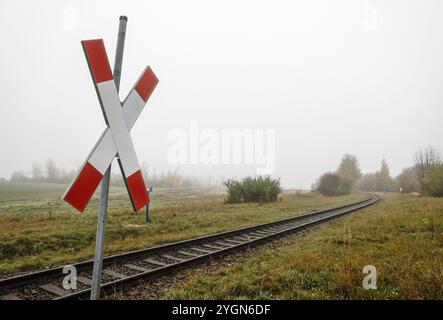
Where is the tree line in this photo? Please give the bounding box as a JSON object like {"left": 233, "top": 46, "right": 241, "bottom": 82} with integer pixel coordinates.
{"left": 315, "top": 146, "right": 443, "bottom": 197}
{"left": 9, "top": 160, "right": 217, "bottom": 188}
{"left": 10, "top": 160, "right": 76, "bottom": 184}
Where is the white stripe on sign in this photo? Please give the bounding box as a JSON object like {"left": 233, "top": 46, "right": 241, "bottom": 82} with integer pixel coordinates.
{"left": 88, "top": 128, "right": 116, "bottom": 174}
{"left": 97, "top": 80, "right": 140, "bottom": 177}
{"left": 122, "top": 89, "right": 146, "bottom": 128}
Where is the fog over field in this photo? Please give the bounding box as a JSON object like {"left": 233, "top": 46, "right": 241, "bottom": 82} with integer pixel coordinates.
{"left": 1, "top": 0, "right": 442, "bottom": 189}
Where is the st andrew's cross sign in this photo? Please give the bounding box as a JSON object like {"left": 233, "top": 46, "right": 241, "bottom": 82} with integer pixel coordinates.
{"left": 63, "top": 39, "right": 158, "bottom": 212}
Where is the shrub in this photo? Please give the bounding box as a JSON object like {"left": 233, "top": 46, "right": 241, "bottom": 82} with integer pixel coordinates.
{"left": 423, "top": 164, "right": 443, "bottom": 197}
{"left": 224, "top": 179, "right": 244, "bottom": 203}
{"left": 317, "top": 172, "right": 351, "bottom": 196}
{"left": 224, "top": 176, "right": 282, "bottom": 203}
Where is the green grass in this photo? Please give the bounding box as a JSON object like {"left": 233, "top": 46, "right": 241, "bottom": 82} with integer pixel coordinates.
{"left": 0, "top": 181, "right": 69, "bottom": 202}
{"left": 164, "top": 193, "right": 443, "bottom": 300}
{"left": 0, "top": 181, "right": 363, "bottom": 276}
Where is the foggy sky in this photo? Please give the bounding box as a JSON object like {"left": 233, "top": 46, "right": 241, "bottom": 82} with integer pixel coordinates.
{"left": 1, "top": 0, "right": 443, "bottom": 189}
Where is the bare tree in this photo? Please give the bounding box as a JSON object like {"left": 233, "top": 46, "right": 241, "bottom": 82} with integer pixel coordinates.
{"left": 10, "top": 171, "right": 28, "bottom": 182}
{"left": 32, "top": 164, "right": 44, "bottom": 182}
{"left": 395, "top": 167, "right": 420, "bottom": 193}
{"left": 414, "top": 146, "right": 441, "bottom": 188}
{"left": 45, "top": 159, "right": 60, "bottom": 183}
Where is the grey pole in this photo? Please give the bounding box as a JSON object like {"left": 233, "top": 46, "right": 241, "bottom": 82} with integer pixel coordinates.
{"left": 90, "top": 16, "right": 128, "bottom": 300}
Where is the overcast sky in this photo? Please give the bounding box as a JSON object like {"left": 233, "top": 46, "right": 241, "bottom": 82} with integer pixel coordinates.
{"left": 1, "top": 0, "right": 442, "bottom": 189}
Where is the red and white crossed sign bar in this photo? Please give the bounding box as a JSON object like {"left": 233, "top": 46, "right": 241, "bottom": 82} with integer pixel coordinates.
{"left": 63, "top": 39, "right": 158, "bottom": 212}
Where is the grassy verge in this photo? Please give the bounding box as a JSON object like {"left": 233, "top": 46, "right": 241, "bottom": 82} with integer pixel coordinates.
{"left": 164, "top": 193, "right": 443, "bottom": 299}
{"left": 0, "top": 181, "right": 363, "bottom": 275}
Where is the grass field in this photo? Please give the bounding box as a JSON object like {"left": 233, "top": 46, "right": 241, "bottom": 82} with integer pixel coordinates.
{"left": 0, "top": 181, "right": 363, "bottom": 276}
{"left": 0, "top": 181, "right": 68, "bottom": 202}
{"left": 164, "top": 193, "right": 443, "bottom": 299}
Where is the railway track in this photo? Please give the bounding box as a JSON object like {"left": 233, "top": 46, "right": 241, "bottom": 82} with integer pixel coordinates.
{"left": 0, "top": 194, "right": 380, "bottom": 300}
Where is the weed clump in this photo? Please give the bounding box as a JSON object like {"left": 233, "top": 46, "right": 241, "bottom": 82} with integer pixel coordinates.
{"left": 224, "top": 176, "right": 282, "bottom": 203}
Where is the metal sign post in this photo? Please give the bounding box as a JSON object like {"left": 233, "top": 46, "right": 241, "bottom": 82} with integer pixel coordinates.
{"left": 90, "top": 15, "right": 127, "bottom": 300}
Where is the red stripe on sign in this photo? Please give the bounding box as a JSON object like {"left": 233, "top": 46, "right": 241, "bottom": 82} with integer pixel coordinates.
{"left": 127, "top": 170, "right": 148, "bottom": 211}
{"left": 135, "top": 67, "right": 159, "bottom": 102}
{"left": 64, "top": 163, "right": 103, "bottom": 212}
{"left": 82, "top": 39, "right": 113, "bottom": 83}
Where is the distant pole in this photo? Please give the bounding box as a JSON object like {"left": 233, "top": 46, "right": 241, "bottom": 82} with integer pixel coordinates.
{"left": 145, "top": 186, "right": 152, "bottom": 223}
{"left": 90, "top": 15, "right": 128, "bottom": 300}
